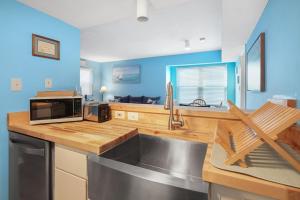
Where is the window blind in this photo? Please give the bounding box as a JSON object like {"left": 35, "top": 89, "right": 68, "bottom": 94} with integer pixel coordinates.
{"left": 176, "top": 66, "right": 227, "bottom": 105}
{"left": 80, "top": 67, "right": 93, "bottom": 95}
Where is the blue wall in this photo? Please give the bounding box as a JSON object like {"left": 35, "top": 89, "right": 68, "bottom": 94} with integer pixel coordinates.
{"left": 0, "top": 0, "right": 80, "bottom": 199}
{"left": 97, "top": 50, "right": 235, "bottom": 103}
{"left": 246, "top": 0, "right": 300, "bottom": 109}
{"left": 227, "top": 62, "right": 236, "bottom": 103}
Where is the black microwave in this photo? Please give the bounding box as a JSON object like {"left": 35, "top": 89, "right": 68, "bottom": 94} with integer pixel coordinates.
{"left": 30, "top": 96, "right": 83, "bottom": 125}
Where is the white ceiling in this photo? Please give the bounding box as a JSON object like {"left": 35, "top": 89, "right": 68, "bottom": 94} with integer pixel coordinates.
{"left": 18, "top": 0, "right": 194, "bottom": 29}
{"left": 18, "top": 0, "right": 267, "bottom": 62}
{"left": 81, "top": 0, "right": 222, "bottom": 62}
{"left": 222, "top": 0, "right": 269, "bottom": 62}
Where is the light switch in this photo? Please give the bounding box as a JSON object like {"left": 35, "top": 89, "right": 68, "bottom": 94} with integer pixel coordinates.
{"left": 45, "top": 78, "right": 52, "bottom": 88}
{"left": 11, "top": 78, "right": 22, "bottom": 91}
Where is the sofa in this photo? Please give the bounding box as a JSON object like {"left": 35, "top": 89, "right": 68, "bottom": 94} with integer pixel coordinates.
{"left": 114, "top": 95, "right": 160, "bottom": 104}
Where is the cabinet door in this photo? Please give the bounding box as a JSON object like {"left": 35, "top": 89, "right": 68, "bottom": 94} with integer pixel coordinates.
{"left": 55, "top": 168, "right": 87, "bottom": 200}
{"left": 9, "top": 132, "right": 51, "bottom": 200}
{"left": 55, "top": 145, "right": 87, "bottom": 179}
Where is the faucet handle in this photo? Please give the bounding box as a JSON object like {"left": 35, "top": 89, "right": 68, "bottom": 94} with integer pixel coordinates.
{"left": 179, "top": 113, "right": 185, "bottom": 127}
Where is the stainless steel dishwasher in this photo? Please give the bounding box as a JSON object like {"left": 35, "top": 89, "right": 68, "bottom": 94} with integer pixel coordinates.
{"left": 88, "top": 134, "right": 208, "bottom": 200}
{"left": 9, "top": 132, "right": 52, "bottom": 200}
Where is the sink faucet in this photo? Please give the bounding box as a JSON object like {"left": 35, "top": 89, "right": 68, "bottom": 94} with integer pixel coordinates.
{"left": 164, "top": 82, "right": 184, "bottom": 130}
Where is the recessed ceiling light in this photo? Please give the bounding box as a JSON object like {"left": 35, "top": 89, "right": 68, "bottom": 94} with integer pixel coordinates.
{"left": 184, "top": 40, "right": 191, "bottom": 51}
{"left": 137, "top": 0, "right": 149, "bottom": 22}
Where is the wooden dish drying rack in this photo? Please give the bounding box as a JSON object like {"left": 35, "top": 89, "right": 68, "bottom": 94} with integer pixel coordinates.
{"left": 216, "top": 101, "right": 300, "bottom": 172}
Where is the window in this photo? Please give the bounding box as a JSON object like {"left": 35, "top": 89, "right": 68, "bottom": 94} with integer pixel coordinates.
{"left": 80, "top": 67, "right": 93, "bottom": 95}
{"left": 176, "top": 66, "right": 227, "bottom": 105}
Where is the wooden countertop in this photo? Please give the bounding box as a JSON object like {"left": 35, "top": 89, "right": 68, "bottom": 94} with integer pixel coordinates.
{"left": 7, "top": 112, "right": 138, "bottom": 155}
{"left": 105, "top": 119, "right": 212, "bottom": 143}
{"left": 7, "top": 112, "right": 210, "bottom": 153}
{"left": 109, "top": 103, "right": 239, "bottom": 120}
{"left": 203, "top": 131, "right": 300, "bottom": 200}
{"left": 7, "top": 111, "right": 300, "bottom": 199}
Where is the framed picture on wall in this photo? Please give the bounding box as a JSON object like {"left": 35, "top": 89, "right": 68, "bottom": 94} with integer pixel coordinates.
{"left": 112, "top": 65, "right": 141, "bottom": 83}
{"left": 32, "top": 34, "right": 60, "bottom": 60}
{"left": 246, "top": 32, "right": 265, "bottom": 92}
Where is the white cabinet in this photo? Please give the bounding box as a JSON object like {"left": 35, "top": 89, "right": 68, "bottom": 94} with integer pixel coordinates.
{"left": 54, "top": 145, "right": 88, "bottom": 200}
{"left": 55, "top": 168, "right": 87, "bottom": 200}
{"left": 55, "top": 145, "right": 87, "bottom": 179}
{"left": 210, "top": 184, "right": 275, "bottom": 200}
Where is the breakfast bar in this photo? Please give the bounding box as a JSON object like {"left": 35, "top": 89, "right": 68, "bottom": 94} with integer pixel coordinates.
{"left": 7, "top": 103, "right": 300, "bottom": 200}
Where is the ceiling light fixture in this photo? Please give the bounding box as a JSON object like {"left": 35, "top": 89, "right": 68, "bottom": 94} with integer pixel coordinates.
{"left": 137, "top": 0, "right": 149, "bottom": 22}
{"left": 184, "top": 40, "right": 191, "bottom": 50}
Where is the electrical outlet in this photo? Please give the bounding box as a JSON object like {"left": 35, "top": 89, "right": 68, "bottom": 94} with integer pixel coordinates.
{"left": 128, "top": 112, "right": 139, "bottom": 121}
{"left": 11, "top": 78, "right": 22, "bottom": 91}
{"left": 45, "top": 78, "right": 52, "bottom": 88}
{"left": 115, "top": 111, "right": 125, "bottom": 119}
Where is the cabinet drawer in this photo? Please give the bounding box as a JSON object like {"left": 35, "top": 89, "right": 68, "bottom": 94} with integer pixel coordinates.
{"left": 210, "top": 184, "right": 274, "bottom": 200}
{"left": 55, "top": 168, "right": 87, "bottom": 200}
{"left": 55, "top": 145, "right": 87, "bottom": 179}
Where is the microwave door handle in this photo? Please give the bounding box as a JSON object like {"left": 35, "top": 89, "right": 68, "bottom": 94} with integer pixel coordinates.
{"left": 73, "top": 99, "right": 75, "bottom": 117}
{"left": 11, "top": 140, "right": 45, "bottom": 157}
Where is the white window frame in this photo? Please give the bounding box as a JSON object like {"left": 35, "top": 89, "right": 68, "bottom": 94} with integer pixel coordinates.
{"left": 80, "top": 67, "right": 93, "bottom": 96}
{"left": 175, "top": 65, "right": 227, "bottom": 105}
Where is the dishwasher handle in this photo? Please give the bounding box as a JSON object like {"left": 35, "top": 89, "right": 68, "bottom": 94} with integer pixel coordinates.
{"left": 10, "top": 139, "right": 45, "bottom": 157}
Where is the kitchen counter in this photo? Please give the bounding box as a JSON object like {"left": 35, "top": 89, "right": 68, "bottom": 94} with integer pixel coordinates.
{"left": 7, "top": 111, "right": 300, "bottom": 199}
{"left": 109, "top": 103, "right": 240, "bottom": 120}
{"left": 7, "top": 112, "right": 138, "bottom": 154}
{"left": 7, "top": 112, "right": 210, "bottom": 154}
{"left": 105, "top": 119, "right": 212, "bottom": 143}
{"left": 203, "top": 132, "right": 300, "bottom": 200}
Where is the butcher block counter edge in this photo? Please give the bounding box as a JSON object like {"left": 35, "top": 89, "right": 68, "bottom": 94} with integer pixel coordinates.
{"left": 7, "top": 112, "right": 138, "bottom": 155}
{"left": 203, "top": 133, "right": 300, "bottom": 200}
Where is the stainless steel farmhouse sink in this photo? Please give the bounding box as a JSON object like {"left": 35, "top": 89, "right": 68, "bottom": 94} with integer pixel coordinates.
{"left": 88, "top": 134, "right": 208, "bottom": 200}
